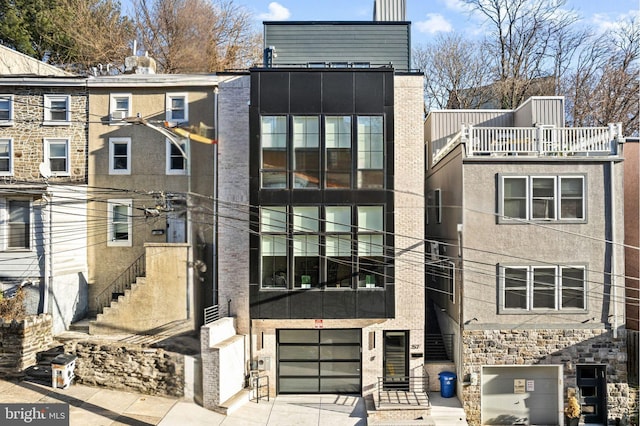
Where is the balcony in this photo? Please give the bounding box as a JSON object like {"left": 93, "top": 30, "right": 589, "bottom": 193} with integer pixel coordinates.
{"left": 432, "top": 123, "right": 624, "bottom": 166}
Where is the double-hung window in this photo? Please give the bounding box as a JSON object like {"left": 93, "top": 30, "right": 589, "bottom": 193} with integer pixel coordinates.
{"left": 325, "top": 116, "right": 351, "bottom": 189}
{"left": 500, "top": 175, "right": 585, "bottom": 222}
{"left": 0, "top": 95, "right": 14, "bottom": 125}
{"left": 109, "top": 138, "right": 131, "bottom": 174}
{"left": 357, "top": 206, "right": 384, "bottom": 288}
{"left": 107, "top": 200, "right": 132, "bottom": 246}
{"left": 261, "top": 207, "right": 288, "bottom": 288}
{"left": 44, "top": 138, "right": 70, "bottom": 176}
{"left": 260, "top": 116, "right": 287, "bottom": 188}
{"left": 166, "top": 93, "right": 188, "bottom": 125}
{"left": 44, "top": 95, "right": 70, "bottom": 124}
{"left": 109, "top": 93, "right": 131, "bottom": 123}
{"left": 293, "top": 207, "right": 319, "bottom": 288}
{"left": 325, "top": 206, "right": 352, "bottom": 288}
{"left": 501, "top": 265, "right": 586, "bottom": 312}
{"left": 6, "top": 200, "right": 31, "bottom": 250}
{"left": 356, "top": 116, "right": 384, "bottom": 188}
{"left": 166, "top": 138, "right": 187, "bottom": 175}
{"left": 0, "top": 139, "right": 12, "bottom": 175}
{"left": 292, "top": 116, "right": 319, "bottom": 188}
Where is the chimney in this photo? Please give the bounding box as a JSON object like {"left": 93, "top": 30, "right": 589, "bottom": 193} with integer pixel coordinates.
{"left": 373, "top": 0, "right": 406, "bottom": 21}
{"left": 124, "top": 52, "right": 157, "bottom": 74}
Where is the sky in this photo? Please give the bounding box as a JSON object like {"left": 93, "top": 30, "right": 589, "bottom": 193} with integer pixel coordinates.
{"left": 212, "top": 0, "right": 640, "bottom": 46}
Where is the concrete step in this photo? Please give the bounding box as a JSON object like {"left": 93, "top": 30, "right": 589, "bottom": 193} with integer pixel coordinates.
{"left": 68, "top": 319, "right": 92, "bottom": 333}
{"left": 214, "top": 388, "right": 251, "bottom": 415}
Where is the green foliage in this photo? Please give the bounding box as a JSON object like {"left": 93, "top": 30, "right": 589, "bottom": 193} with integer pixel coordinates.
{"left": 0, "top": 0, "right": 59, "bottom": 59}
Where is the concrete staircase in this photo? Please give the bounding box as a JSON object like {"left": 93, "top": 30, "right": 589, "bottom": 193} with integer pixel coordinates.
{"left": 89, "top": 277, "right": 148, "bottom": 335}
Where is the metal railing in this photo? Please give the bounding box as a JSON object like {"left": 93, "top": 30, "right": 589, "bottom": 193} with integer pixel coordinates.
{"left": 203, "top": 305, "right": 220, "bottom": 325}
{"left": 94, "top": 253, "right": 146, "bottom": 315}
{"left": 377, "top": 367, "right": 429, "bottom": 405}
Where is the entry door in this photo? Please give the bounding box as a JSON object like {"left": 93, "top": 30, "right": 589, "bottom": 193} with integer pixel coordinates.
{"left": 577, "top": 365, "right": 606, "bottom": 424}
{"left": 167, "top": 210, "right": 186, "bottom": 243}
{"left": 383, "top": 331, "right": 409, "bottom": 390}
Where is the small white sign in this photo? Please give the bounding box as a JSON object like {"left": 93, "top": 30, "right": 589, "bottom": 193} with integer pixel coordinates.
{"left": 526, "top": 380, "right": 535, "bottom": 392}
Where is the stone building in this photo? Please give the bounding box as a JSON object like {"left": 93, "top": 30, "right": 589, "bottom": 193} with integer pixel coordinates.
{"left": 425, "top": 97, "right": 629, "bottom": 424}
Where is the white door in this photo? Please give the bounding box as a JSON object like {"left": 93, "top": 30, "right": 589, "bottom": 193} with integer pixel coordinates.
{"left": 167, "top": 210, "right": 186, "bottom": 243}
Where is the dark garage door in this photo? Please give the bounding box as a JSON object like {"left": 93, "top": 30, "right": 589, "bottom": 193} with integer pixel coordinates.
{"left": 277, "top": 329, "right": 361, "bottom": 394}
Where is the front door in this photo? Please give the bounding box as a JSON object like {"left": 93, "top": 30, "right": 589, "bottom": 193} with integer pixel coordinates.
{"left": 383, "top": 330, "right": 409, "bottom": 390}
{"left": 577, "top": 365, "right": 607, "bottom": 424}
{"left": 167, "top": 209, "right": 186, "bottom": 243}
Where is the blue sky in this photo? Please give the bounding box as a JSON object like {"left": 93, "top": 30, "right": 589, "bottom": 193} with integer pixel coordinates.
{"left": 228, "top": 0, "right": 639, "bottom": 46}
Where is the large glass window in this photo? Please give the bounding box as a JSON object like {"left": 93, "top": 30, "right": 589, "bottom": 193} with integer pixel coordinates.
{"left": 501, "top": 175, "right": 585, "bottom": 222}
{"left": 8, "top": 200, "right": 30, "bottom": 249}
{"left": 325, "top": 206, "right": 352, "bottom": 288}
{"left": 357, "top": 206, "right": 384, "bottom": 288}
{"left": 109, "top": 138, "right": 130, "bottom": 174}
{"left": 0, "top": 139, "right": 12, "bottom": 175}
{"left": 293, "top": 207, "right": 319, "bottom": 288}
{"left": 501, "top": 265, "right": 585, "bottom": 312}
{"left": 261, "top": 116, "right": 287, "bottom": 188}
{"left": 261, "top": 207, "right": 287, "bottom": 288}
{"left": 357, "top": 116, "right": 384, "bottom": 188}
{"left": 44, "top": 138, "right": 70, "bottom": 176}
{"left": 293, "top": 117, "right": 319, "bottom": 188}
{"left": 107, "top": 200, "right": 132, "bottom": 247}
{"left": 325, "top": 116, "right": 351, "bottom": 188}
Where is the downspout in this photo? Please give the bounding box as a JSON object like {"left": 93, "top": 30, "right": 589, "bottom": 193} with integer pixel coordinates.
{"left": 609, "top": 124, "right": 620, "bottom": 338}
{"left": 42, "top": 192, "right": 52, "bottom": 314}
{"left": 213, "top": 87, "right": 219, "bottom": 309}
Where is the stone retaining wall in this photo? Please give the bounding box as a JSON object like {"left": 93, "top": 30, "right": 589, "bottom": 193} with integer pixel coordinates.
{"left": 461, "top": 328, "right": 629, "bottom": 426}
{"left": 62, "top": 340, "right": 184, "bottom": 398}
{"left": 0, "top": 314, "right": 54, "bottom": 377}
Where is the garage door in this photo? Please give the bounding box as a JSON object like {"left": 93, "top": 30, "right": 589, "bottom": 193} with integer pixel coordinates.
{"left": 277, "top": 329, "right": 361, "bottom": 394}
{"left": 482, "top": 366, "right": 561, "bottom": 425}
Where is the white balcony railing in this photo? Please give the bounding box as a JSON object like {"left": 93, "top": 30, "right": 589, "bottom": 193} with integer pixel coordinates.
{"left": 431, "top": 123, "right": 624, "bottom": 166}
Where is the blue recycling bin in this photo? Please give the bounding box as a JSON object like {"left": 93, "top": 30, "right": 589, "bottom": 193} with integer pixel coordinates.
{"left": 439, "top": 371, "right": 456, "bottom": 398}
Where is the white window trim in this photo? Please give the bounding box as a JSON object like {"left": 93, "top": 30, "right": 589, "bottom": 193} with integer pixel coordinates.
{"left": 500, "top": 265, "right": 587, "bottom": 313}
{"left": 44, "top": 138, "right": 70, "bottom": 177}
{"left": 109, "top": 137, "right": 131, "bottom": 175}
{"left": 43, "top": 94, "right": 71, "bottom": 125}
{"left": 0, "top": 138, "right": 13, "bottom": 176}
{"left": 109, "top": 93, "right": 132, "bottom": 124}
{"left": 0, "top": 198, "right": 33, "bottom": 251}
{"left": 165, "top": 93, "right": 188, "bottom": 125}
{"left": 165, "top": 138, "right": 187, "bottom": 175}
{"left": 107, "top": 199, "right": 133, "bottom": 247}
{"left": 499, "top": 174, "right": 586, "bottom": 223}
{"left": 0, "top": 95, "right": 14, "bottom": 126}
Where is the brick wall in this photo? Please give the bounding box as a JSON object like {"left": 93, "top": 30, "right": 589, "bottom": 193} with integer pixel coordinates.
{"left": 0, "top": 314, "right": 54, "bottom": 377}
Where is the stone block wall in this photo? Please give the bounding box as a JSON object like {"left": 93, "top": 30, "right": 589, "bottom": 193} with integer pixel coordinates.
{"left": 460, "top": 328, "right": 629, "bottom": 426}
{"left": 62, "top": 340, "right": 184, "bottom": 398}
{"left": 0, "top": 314, "right": 54, "bottom": 377}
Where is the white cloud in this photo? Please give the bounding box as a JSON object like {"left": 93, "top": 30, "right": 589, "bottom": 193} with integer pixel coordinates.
{"left": 590, "top": 9, "right": 639, "bottom": 34}
{"left": 441, "top": 0, "right": 473, "bottom": 13}
{"left": 416, "top": 13, "right": 454, "bottom": 34}
{"left": 258, "top": 2, "right": 291, "bottom": 21}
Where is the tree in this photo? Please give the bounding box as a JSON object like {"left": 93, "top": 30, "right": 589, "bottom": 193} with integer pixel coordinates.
{"left": 0, "top": 0, "right": 59, "bottom": 60}
{"left": 134, "top": 0, "right": 262, "bottom": 73}
{"left": 463, "top": 0, "right": 582, "bottom": 108}
{"left": 413, "top": 34, "right": 493, "bottom": 110}
{"left": 567, "top": 18, "right": 639, "bottom": 136}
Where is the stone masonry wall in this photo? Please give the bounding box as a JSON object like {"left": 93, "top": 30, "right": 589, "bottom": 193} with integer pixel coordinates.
{"left": 461, "top": 328, "right": 629, "bottom": 426}
{"left": 62, "top": 340, "right": 184, "bottom": 398}
{"left": 0, "top": 314, "right": 54, "bottom": 377}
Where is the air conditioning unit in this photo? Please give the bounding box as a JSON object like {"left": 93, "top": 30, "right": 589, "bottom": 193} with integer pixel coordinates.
{"left": 111, "top": 110, "right": 127, "bottom": 121}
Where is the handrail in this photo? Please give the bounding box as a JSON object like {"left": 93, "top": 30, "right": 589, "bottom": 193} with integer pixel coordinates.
{"left": 377, "top": 370, "right": 428, "bottom": 404}
{"left": 94, "top": 253, "right": 146, "bottom": 314}
{"left": 203, "top": 305, "right": 220, "bottom": 325}
{"left": 432, "top": 129, "right": 464, "bottom": 166}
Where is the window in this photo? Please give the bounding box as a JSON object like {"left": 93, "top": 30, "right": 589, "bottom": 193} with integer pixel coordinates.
{"left": 109, "top": 138, "right": 130, "bottom": 174}
{"left": 501, "top": 265, "right": 585, "bottom": 312}
{"left": 261, "top": 207, "right": 287, "bottom": 288}
{"left": 0, "top": 95, "right": 14, "bottom": 125}
{"left": 166, "top": 138, "right": 187, "bottom": 175}
{"left": 357, "top": 206, "right": 384, "bottom": 288}
{"left": 325, "top": 206, "right": 352, "bottom": 288}
{"left": 292, "top": 116, "right": 319, "bottom": 188}
{"left": 44, "top": 95, "right": 70, "bottom": 124}
{"left": 261, "top": 116, "right": 287, "bottom": 188}
{"left": 109, "top": 93, "right": 131, "bottom": 122}
{"left": 166, "top": 93, "right": 188, "bottom": 124}
{"left": 325, "top": 116, "right": 351, "bottom": 188}
{"left": 357, "top": 116, "right": 384, "bottom": 188}
{"left": 500, "top": 175, "right": 585, "bottom": 222}
{"left": 0, "top": 139, "right": 12, "bottom": 175}
{"left": 293, "top": 207, "right": 319, "bottom": 288}
{"left": 433, "top": 189, "right": 442, "bottom": 224}
{"left": 44, "top": 138, "right": 70, "bottom": 176}
{"left": 7, "top": 200, "right": 30, "bottom": 250}
{"left": 107, "top": 200, "right": 132, "bottom": 246}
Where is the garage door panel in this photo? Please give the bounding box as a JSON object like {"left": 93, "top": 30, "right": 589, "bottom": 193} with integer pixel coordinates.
{"left": 280, "top": 345, "right": 319, "bottom": 359}
{"left": 320, "top": 361, "right": 360, "bottom": 376}
{"left": 320, "top": 345, "right": 360, "bottom": 359}
{"left": 280, "top": 361, "right": 319, "bottom": 376}
{"left": 321, "top": 329, "right": 361, "bottom": 343}
{"left": 280, "top": 377, "right": 320, "bottom": 393}
{"left": 320, "top": 377, "right": 360, "bottom": 393}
